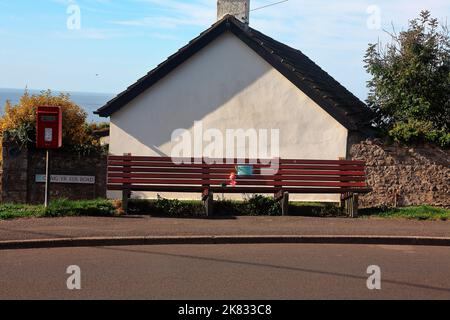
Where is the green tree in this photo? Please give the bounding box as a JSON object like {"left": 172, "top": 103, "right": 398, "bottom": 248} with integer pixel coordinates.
{"left": 364, "top": 10, "right": 450, "bottom": 147}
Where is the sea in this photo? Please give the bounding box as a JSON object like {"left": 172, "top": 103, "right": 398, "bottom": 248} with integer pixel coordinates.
{"left": 0, "top": 88, "right": 115, "bottom": 123}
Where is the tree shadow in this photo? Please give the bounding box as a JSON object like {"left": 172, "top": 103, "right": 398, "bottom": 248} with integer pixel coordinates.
{"left": 97, "top": 245, "right": 450, "bottom": 295}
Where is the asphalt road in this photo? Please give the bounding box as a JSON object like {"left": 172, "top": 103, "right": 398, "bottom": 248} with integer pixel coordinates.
{"left": 1, "top": 244, "right": 450, "bottom": 300}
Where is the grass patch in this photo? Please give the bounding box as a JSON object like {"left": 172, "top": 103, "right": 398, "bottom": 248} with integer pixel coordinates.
{"left": 0, "top": 199, "right": 117, "bottom": 220}
{"left": 0, "top": 204, "right": 46, "bottom": 220}
{"left": 360, "top": 205, "right": 450, "bottom": 221}
{"left": 1, "top": 198, "right": 447, "bottom": 221}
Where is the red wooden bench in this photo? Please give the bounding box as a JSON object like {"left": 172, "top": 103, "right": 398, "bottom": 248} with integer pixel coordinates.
{"left": 107, "top": 155, "right": 371, "bottom": 217}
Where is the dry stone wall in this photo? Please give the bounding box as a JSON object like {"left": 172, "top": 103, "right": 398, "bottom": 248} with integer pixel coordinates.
{"left": 350, "top": 139, "right": 449, "bottom": 208}
{"left": 1, "top": 141, "right": 107, "bottom": 204}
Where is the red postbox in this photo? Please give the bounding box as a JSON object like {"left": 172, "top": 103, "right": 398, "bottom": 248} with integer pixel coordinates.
{"left": 36, "top": 106, "right": 62, "bottom": 149}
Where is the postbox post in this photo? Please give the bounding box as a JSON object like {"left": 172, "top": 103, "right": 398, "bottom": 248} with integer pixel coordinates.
{"left": 44, "top": 150, "right": 51, "bottom": 207}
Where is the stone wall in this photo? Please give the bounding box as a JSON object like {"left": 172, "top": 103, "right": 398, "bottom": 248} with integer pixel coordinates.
{"left": 2, "top": 141, "right": 107, "bottom": 204}
{"left": 350, "top": 139, "right": 450, "bottom": 208}
{"left": 1, "top": 143, "right": 29, "bottom": 203}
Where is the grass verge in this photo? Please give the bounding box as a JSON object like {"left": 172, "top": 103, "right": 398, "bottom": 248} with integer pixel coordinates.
{"left": 360, "top": 205, "right": 450, "bottom": 221}
{"left": 0, "top": 199, "right": 116, "bottom": 220}
{"left": 0, "top": 198, "right": 448, "bottom": 221}
{"left": 0, "top": 204, "right": 45, "bottom": 220}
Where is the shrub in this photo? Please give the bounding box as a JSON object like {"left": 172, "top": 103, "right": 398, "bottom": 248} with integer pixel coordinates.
{"left": 128, "top": 197, "right": 204, "bottom": 217}
{"left": 129, "top": 194, "right": 284, "bottom": 217}
{"left": 127, "top": 195, "right": 348, "bottom": 217}
{"left": 388, "top": 120, "right": 450, "bottom": 146}
{"left": 214, "top": 199, "right": 243, "bottom": 216}
{"left": 242, "top": 194, "right": 281, "bottom": 216}
{"left": 153, "top": 197, "right": 203, "bottom": 217}
{"left": 44, "top": 199, "right": 116, "bottom": 217}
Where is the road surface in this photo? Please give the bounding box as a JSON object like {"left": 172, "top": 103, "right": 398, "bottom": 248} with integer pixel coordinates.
{"left": 1, "top": 244, "right": 449, "bottom": 299}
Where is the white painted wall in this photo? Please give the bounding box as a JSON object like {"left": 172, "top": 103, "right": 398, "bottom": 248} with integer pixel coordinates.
{"left": 109, "top": 32, "right": 348, "bottom": 201}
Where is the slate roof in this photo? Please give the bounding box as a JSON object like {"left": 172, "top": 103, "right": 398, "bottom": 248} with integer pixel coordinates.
{"left": 95, "top": 15, "right": 374, "bottom": 132}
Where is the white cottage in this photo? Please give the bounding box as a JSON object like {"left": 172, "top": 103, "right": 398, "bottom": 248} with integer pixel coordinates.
{"left": 96, "top": 0, "right": 373, "bottom": 201}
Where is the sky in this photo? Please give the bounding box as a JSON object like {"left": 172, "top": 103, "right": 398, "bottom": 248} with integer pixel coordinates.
{"left": 0, "top": 0, "right": 449, "bottom": 101}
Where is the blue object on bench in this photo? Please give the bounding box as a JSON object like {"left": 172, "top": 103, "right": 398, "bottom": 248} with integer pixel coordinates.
{"left": 236, "top": 165, "right": 253, "bottom": 176}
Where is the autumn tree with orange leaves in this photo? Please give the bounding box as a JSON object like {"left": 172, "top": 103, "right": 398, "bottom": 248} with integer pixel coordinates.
{"left": 0, "top": 90, "right": 106, "bottom": 163}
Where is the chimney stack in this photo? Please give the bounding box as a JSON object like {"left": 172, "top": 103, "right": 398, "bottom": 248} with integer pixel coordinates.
{"left": 217, "top": 0, "right": 250, "bottom": 25}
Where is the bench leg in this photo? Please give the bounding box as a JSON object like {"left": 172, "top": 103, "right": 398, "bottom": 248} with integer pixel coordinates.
{"left": 344, "top": 193, "right": 359, "bottom": 218}
{"left": 122, "top": 189, "right": 130, "bottom": 215}
{"left": 340, "top": 193, "right": 347, "bottom": 211}
{"left": 281, "top": 192, "right": 289, "bottom": 216}
{"left": 348, "top": 194, "right": 353, "bottom": 218}
{"left": 352, "top": 194, "right": 359, "bottom": 218}
{"left": 203, "top": 191, "right": 214, "bottom": 217}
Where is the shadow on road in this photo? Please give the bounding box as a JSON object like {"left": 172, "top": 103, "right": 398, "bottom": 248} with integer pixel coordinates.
{"left": 0, "top": 227, "right": 68, "bottom": 239}
{"left": 97, "top": 245, "right": 450, "bottom": 295}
